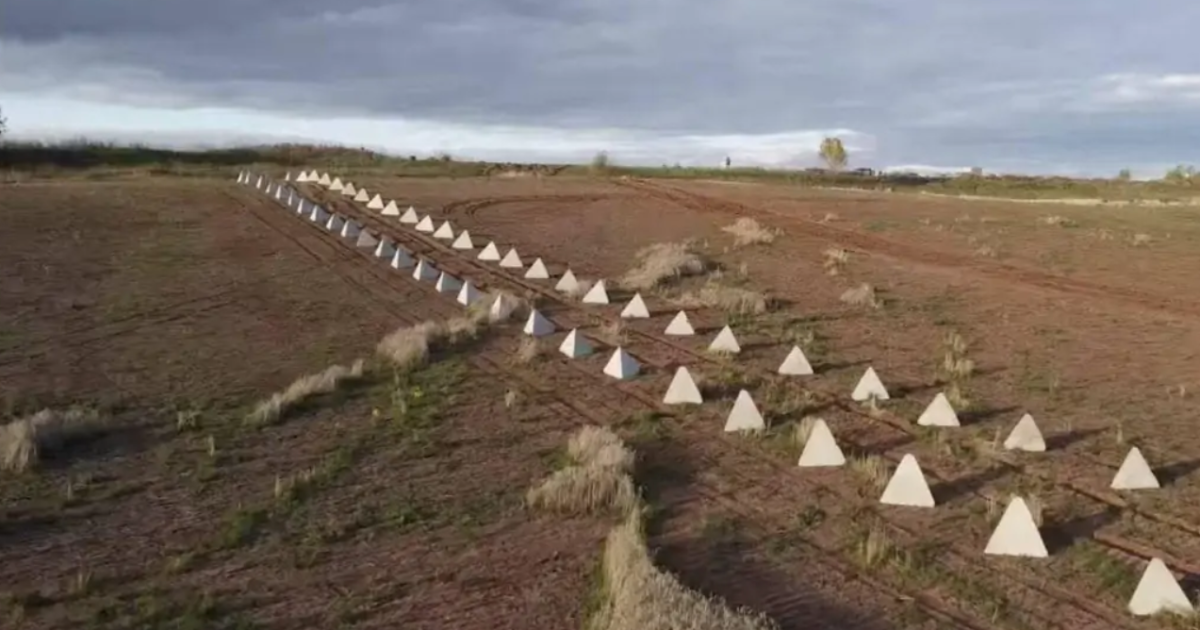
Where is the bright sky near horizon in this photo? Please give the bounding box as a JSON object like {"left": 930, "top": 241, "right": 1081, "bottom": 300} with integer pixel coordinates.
{"left": 3, "top": 1, "right": 1200, "bottom": 177}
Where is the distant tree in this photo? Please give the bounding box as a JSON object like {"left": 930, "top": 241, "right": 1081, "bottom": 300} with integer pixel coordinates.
{"left": 0, "top": 106, "right": 6, "bottom": 139}
{"left": 725, "top": 156, "right": 731, "bottom": 169}
{"left": 819, "top": 137, "right": 848, "bottom": 171}
{"left": 590, "top": 151, "right": 610, "bottom": 175}
{"left": 1116, "top": 168, "right": 1132, "bottom": 181}
{"left": 1164, "top": 164, "right": 1197, "bottom": 183}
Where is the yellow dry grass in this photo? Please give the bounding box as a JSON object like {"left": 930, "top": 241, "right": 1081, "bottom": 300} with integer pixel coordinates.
{"left": 246, "top": 359, "right": 366, "bottom": 427}
{"left": 721, "top": 218, "right": 780, "bottom": 247}
{"left": 618, "top": 242, "right": 709, "bottom": 291}
{"left": 527, "top": 425, "right": 637, "bottom": 515}
{"left": 514, "top": 337, "right": 543, "bottom": 364}
{"left": 675, "top": 280, "right": 769, "bottom": 315}
{"left": 839, "top": 283, "right": 881, "bottom": 309}
{"left": 1, "top": 406, "right": 106, "bottom": 473}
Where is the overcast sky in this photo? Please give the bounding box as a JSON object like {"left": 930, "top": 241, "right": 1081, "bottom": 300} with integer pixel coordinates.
{"left": 3, "top": 0, "right": 1200, "bottom": 176}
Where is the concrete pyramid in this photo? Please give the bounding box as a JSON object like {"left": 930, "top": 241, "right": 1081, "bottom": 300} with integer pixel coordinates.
{"left": 603, "top": 347, "right": 640, "bottom": 380}
{"left": 452, "top": 230, "right": 474, "bottom": 250}
{"left": 343, "top": 182, "right": 358, "bottom": 197}
{"left": 340, "top": 219, "right": 361, "bottom": 239}
{"left": 318, "top": 173, "right": 332, "bottom": 186}
{"left": 330, "top": 177, "right": 344, "bottom": 191}
{"left": 851, "top": 366, "right": 890, "bottom": 402}
{"left": 263, "top": 182, "right": 271, "bottom": 195}
{"left": 556, "top": 269, "right": 580, "bottom": 293}
{"left": 295, "top": 171, "right": 308, "bottom": 182}
{"left": 559, "top": 329, "right": 594, "bottom": 358}
{"left": 415, "top": 215, "right": 435, "bottom": 233}
{"left": 354, "top": 188, "right": 370, "bottom": 202}
{"left": 374, "top": 238, "right": 397, "bottom": 259}
{"left": 296, "top": 199, "right": 307, "bottom": 215}
{"left": 621, "top": 293, "right": 651, "bottom": 319}
{"left": 984, "top": 497, "right": 1047, "bottom": 558}
{"left": 724, "top": 390, "right": 766, "bottom": 432}
{"left": 489, "top": 292, "right": 522, "bottom": 322}
{"left": 708, "top": 326, "right": 741, "bottom": 353}
{"left": 256, "top": 175, "right": 264, "bottom": 188}
{"left": 1129, "top": 558, "right": 1193, "bottom": 616}
{"left": 499, "top": 248, "right": 524, "bottom": 269}
{"left": 237, "top": 171, "right": 245, "bottom": 183}
{"left": 285, "top": 172, "right": 292, "bottom": 182}
{"left": 523, "top": 309, "right": 556, "bottom": 337}
{"left": 355, "top": 230, "right": 379, "bottom": 249}
{"left": 381, "top": 200, "right": 399, "bottom": 215}
{"left": 663, "top": 366, "right": 703, "bottom": 405}
{"left": 478, "top": 241, "right": 502, "bottom": 261}
{"left": 413, "top": 259, "right": 439, "bottom": 282}
{"left": 310, "top": 206, "right": 330, "bottom": 224}
{"left": 433, "top": 221, "right": 455, "bottom": 240}
{"left": 325, "top": 214, "right": 345, "bottom": 232}
{"left": 390, "top": 248, "right": 415, "bottom": 270}
{"left": 880, "top": 454, "right": 935, "bottom": 508}
{"left": 664, "top": 311, "right": 695, "bottom": 336}
{"left": 367, "top": 194, "right": 384, "bottom": 209}
{"left": 525, "top": 258, "right": 550, "bottom": 280}
{"left": 435, "top": 271, "right": 463, "bottom": 294}
{"left": 778, "top": 346, "right": 814, "bottom": 376}
{"left": 456, "top": 280, "right": 482, "bottom": 306}
{"left": 1111, "top": 447, "right": 1159, "bottom": 490}
{"left": 286, "top": 190, "right": 295, "bottom": 206}
{"left": 399, "top": 206, "right": 419, "bottom": 224}
{"left": 582, "top": 280, "right": 609, "bottom": 305}
{"left": 274, "top": 185, "right": 284, "bottom": 200}
{"left": 797, "top": 419, "right": 845, "bottom": 467}
{"left": 917, "top": 393, "right": 960, "bottom": 427}
{"left": 1004, "top": 414, "right": 1046, "bottom": 452}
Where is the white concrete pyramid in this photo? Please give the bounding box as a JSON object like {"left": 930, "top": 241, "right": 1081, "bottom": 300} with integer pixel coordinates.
{"left": 330, "top": 177, "right": 344, "bottom": 191}
{"left": 354, "top": 188, "right": 369, "bottom": 202}
{"left": 664, "top": 311, "right": 695, "bottom": 336}
{"left": 295, "top": 171, "right": 308, "bottom": 182}
{"left": 286, "top": 190, "right": 295, "bottom": 206}
{"left": 433, "top": 221, "right": 455, "bottom": 240}
{"left": 284, "top": 172, "right": 292, "bottom": 181}
{"left": 237, "top": 171, "right": 245, "bottom": 183}
{"left": 274, "top": 185, "right": 284, "bottom": 200}
{"left": 478, "top": 241, "right": 502, "bottom": 261}
{"left": 374, "top": 238, "right": 397, "bottom": 259}
{"left": 310, "top": 206, "right": 330, "bottom": 224}
{"left": 917, "top": 392, "right": 960, "bottom": 427}
{"left": 435, "top": 271, "right": 463, "bottom": 294}
{"left": 256, "top": 175, "right": 264, "bottom": 188}
{"left": 778, "top": 346, "right": 814, "bottom": 376}
{"left": 1111, "top": 447, "right": 1159, "bottom": 490}
{"left": 663, "top": 367, "right": 703, "bottom": 405}
{"left": 343, "top": 182, "right": 358, "bottom": 197}
{"left": 340, "top": 219, "right": 361, "bottom": 239}
{"left": 381, "top": 200, "right": 399, "bottom": 216}
{"left": 355, "top": 231, "right": 379, "bottom": 248}
{"left": 452, "top": 230, "right": 474, "bottom": 250}
{"left": 263, "top": 181, "right": 271, "bottom": 195}
{"left": 851, "top": 366, "right": 889, "bottom": 402}
{"left": 880, "top": 454, "right": 935, "bottom": 508}
{"left": 415, "top": 215, "right": 435, "bottom": 232}
{"left": 325, "top": 214, "right": 345, "bottom": 232}
{"left": 559, "top": 329, "right": 594, "bottom": 358}
{"left": 318, "top": 173, "right": 332, "bottom": 186}
{"left": 456, "top": 280, "right": 482, "bottom": 306}
{"left": 797, "top": 419, "right": 845, "bottom": 467}
{"left": 724, "top": 390, "right": 766, "bottom": 432}
{"left": 413, "top": 259, "right": 439, "bottom": 282}
{"left": 983, "top": 497, "right": 1047, "bottom": 558}
{"left": 708, "top": 326, "right": 741, "bottom": 353}
{"left": 556, "top": 269, "right": 580, "bottom": 293}
{"left": 390, "top": 248, "right": 415, "bottom": 270}
{"left": 523, "top": 309, "right": 556, "bottom": 337}
{"left": 367, "top": 194, "right": 384, "bottom": 210}
{"left": 1004, "top": 414, "right": 1046, "bottom": 452}
{"left": 620, "top": 293, "right": 651, "bottom": 319}
{"left": 582, "top": 280, "right": 610, "bottom": 304}
{"left": 399, "top": 206, "right": 420, "bottom": 224}
{"left": 1129, "top": 558, "right": 1193, "bottom": 616}
{"left": 489, "top": 292, "right": 521, "bottom": 322}
{"left": 603, "top": 347, "right": 640, "bottom": 380}
{"left": 296, "top": 199, "right": 307, "bottom": 215}
{"left": 499, "top": 248, "right": 524, "bottom": 269}
{"left": 525, "top": 258, "right": 550, "bottom": 280}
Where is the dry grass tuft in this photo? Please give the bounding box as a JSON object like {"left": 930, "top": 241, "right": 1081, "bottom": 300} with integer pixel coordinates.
{"left": 514, "top": 337, "right": 543, "bottom": 365}
{"left": 1, "top": 407, "right": 106, "bottom": 473}
{"left": 675, "top": 280, "right": 769, "bottom": 315}
{"left": 377, "top": 292, "right": 524, "bottom": 371}
{"left": 247, "top": 360, "right": 366, "bottom": 427}
{"left": 619, "top": 242, "right": 709, "bottom": 291}
{"left": 1039, "top": 215, "right": 1075, "bottom": 227}
{"left": 839, "top": 283, "right": 881, "bottom": 309}
{"left": 854, "top": 522, "right": 895, "bottom": 568}
{"left": 527, "top": 425, "right": 637, "bottom": 515}
{"left": 849, "top": 454, "right": 890, "bottom": 489}
{"left": 721, "top": 218, "right": 780, "bottom": 247}
{"left": 596, "top": 319, "right": 628, "bottom": 346}
{"left": 592, "top": 508, "right": 776, "bottom": 630}
{"left": 791, "top": 416, "right": 819, "bottom": 448}
{"left": 1131, "top": 233, "right": 1152, "bottom": 247}
{"left": 822, "top": 247, "right": 850, "bottom": 276}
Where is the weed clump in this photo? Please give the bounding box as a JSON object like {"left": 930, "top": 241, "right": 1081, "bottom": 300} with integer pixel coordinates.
{"left": 1, "top": 406, "right": 106, "bottom": 473}
{"left": 246, "top": 360, "right": 366, "bottom": 427}
{"left": 722, "top": 218, "right": 780, "bottom": 247}
{"left": 619, "top": 242, "right": 709, "bottom": 292}
{"left": 527, "top": 425, "right": 637, "bottom": 515}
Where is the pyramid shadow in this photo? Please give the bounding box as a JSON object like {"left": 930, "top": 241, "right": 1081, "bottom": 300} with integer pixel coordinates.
{"left": 1045, "top": 427, "right": 1105, "bottom": 451}
{"left": 632, "top": 434, "right": 699, "bottom": 513}
{"left": 891, "top": 381, "right": 940, "bottom": 399}
{"left": 958, "top": 404, "right": 1019, "bottom": 427}
{"left": 931, "top": 465, "right": 1010, "bottom": 504}
{"left": 813, "top": 358, "right": 871, "bottom": 373}
{"left": 863, "top": 433, "right": 915, "bottom": 454}
{"left": 1157, "top": 458, "right": 1200, "bottom": 486}
{"left": 1042, "top": 507, "right": 1121, "bottom": 555}
{"left": 739, "top": 340, "right": 779, "bottom": 352}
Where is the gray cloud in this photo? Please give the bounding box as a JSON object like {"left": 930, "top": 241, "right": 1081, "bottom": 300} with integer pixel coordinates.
{"left": 4, "top": 0, "right": 1200, "bottom": 172}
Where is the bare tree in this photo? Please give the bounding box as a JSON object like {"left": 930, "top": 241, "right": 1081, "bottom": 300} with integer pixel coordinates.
{"left": 819, "top": 137, "right": 848, "bottom": 171}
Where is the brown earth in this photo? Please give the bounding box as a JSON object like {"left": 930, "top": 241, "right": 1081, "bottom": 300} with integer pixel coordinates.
{"left": 3, "top": 170, "right": 1199, "bottom": 630}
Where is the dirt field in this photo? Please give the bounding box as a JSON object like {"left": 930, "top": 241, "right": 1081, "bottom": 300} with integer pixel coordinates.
{"left": 3, "top": 169, "right": 1200, "bottom": 629}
